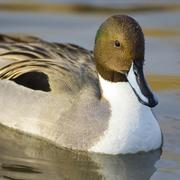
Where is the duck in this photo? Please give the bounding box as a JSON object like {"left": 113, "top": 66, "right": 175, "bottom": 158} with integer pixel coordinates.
{"left": 0, "top": 15, "right": 162, "bottom": 155}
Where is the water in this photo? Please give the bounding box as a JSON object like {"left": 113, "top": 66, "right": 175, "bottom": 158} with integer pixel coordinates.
{"left": 0, "top": 1, "right": 179, "bottom": 180}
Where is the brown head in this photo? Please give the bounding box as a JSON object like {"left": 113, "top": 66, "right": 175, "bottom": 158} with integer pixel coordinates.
{"left": 94, "top": 15, "right": 144, "bottom": 82}
{"left": 94, "top": 15, "right": 158, "bottom": 108}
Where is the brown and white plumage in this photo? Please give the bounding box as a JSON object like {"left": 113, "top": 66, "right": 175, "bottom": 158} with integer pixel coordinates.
{"left": 0, "top": 15, "right": 162, "bottom": 154}
{"left": 0, "top": 34, "right": 110, "bottom": 151}
{"left": 0, "top": 34, "right": 98, "bottom": 93}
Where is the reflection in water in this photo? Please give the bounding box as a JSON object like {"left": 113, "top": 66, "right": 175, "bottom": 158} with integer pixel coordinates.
{"left": 91, "top": 151, "right": 161, "bottom": 180}
{"left": 0, "top": 125, "right": 161, "bottom": 180}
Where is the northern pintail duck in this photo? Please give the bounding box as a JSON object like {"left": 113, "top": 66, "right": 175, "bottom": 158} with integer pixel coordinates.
{"left": 0, "top": 15, "right": 162, "bottom": 154}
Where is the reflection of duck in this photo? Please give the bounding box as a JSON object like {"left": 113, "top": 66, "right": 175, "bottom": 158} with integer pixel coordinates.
{"left": 91, "top": 150, "right": 161, "bottom": 180}
{"left": 0, "top": 125, "right": 161, "bottom": 180}
{"left": 0, "top": 15, "right": 162, "bottom": 154}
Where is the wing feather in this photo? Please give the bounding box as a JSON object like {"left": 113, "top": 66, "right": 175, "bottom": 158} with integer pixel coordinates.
{"left": 0, "top": 34, "right": 98, "bottom": 95}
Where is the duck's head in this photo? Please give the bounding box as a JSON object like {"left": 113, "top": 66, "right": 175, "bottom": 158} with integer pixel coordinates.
{"left": 94, "top": 15, "right": 158, "bottom": 108}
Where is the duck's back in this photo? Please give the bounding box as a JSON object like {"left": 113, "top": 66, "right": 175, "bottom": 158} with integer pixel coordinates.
{"left": 0, "top": 34, "right": 109, "bottom": 150}
{"left": 0, "top": 34, "right": 100, "bottom": 94}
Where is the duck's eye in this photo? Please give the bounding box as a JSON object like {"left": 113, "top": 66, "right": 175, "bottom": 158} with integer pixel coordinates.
{"left": 114, "top": 40, "right": 121, "bottom": 47}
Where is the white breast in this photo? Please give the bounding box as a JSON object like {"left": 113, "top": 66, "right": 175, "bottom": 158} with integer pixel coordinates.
{"left": 89, "top": 75, "right": 162, "bottom": 154}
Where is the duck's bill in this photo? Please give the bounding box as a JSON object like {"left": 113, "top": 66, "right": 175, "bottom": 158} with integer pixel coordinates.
{"left": 126, "top": 62, "right": 158, "bottom": 108}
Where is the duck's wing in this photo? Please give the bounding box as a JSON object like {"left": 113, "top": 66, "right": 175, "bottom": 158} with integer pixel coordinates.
{"left": 0, "top": 34, "right": 100, "bottom": 96}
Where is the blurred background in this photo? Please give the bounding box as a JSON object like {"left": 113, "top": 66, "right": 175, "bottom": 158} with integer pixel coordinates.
{"left": 0, "top": 0, "right": 179, "bottom": 180}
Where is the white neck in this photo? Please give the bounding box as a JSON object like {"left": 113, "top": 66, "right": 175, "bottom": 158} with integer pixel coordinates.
{"left": 89, "top": 74, "right": 162, "bottom": 154}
